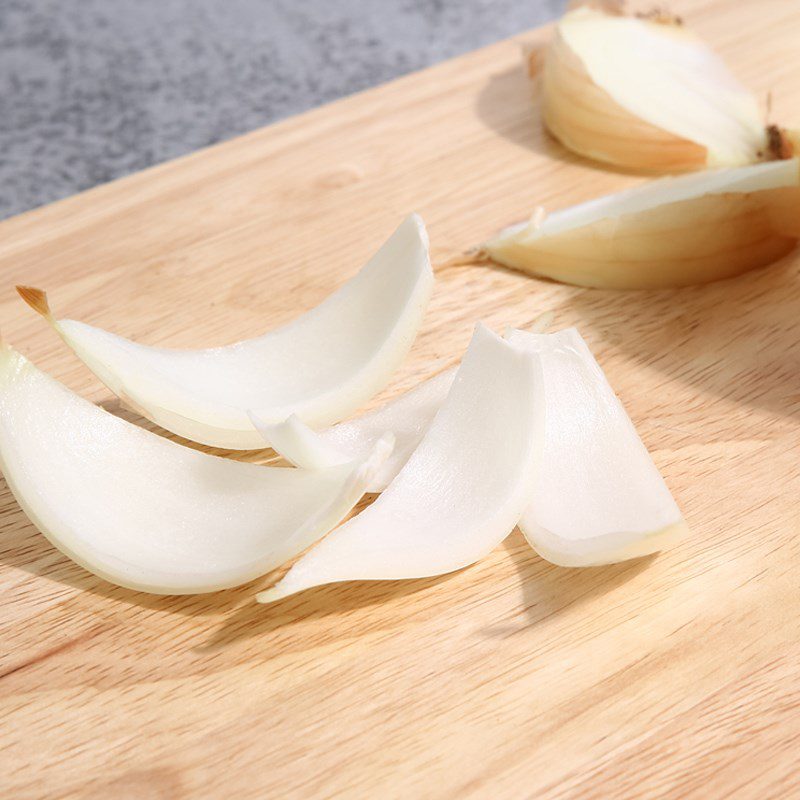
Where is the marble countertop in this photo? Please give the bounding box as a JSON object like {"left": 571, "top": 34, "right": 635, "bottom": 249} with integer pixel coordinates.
{"left": 0, "top": 0, "right": 564, "bottom": 219}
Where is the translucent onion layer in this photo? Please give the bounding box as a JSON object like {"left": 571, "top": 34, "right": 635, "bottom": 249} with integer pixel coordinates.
{"left": 18, "top": 214, "right": 433, "bottom": 449}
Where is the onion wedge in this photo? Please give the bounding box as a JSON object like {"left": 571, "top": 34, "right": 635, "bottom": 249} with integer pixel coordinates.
{"left": 257, "top": 325, "right": 544, "bottom": 603}
{"left": 542, "top": 6, "right": 772, "bottom": 171}
{"left": 250, "top": 368, "right": 456, "bottom": 491}
{"left": 256, "top": 326, "right": 686, "bottom": 571}
{"left": 507, "top": 328, "right": 687, "bottom": 567}
{"left": 0, "top": 341, "right": 394, "bottom": 594}
{"left": 485, "top": 159, "right": 800, "bottom": 289}
{"left": 17, "top": 214, "right": 433, "bottom": 449}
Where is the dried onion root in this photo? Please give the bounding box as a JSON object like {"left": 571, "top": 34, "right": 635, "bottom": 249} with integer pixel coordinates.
{"left": 485, "top": 158, "right": 800, "bottom": 289}
{"left": 541, "top": 5, "right": 791, "bottom": 172}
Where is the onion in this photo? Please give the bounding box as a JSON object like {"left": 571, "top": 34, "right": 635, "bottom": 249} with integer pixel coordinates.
{"left": 508, "top": 328, "right": 687, "bottom": 566}
{"left": 17, "top": 214, "right": 433, "bottom": 449}
{"left": 0, "top": 340, "right": 393, "bottom": 594}
{"left": 250, "top": 368, "right": 456, "bottom": 491}
{"left": 257, "top": 325, "right": 685, "bottom": 572}
{"left": 257, "top": 325, "right": 544, "bottom": 602}
{"left": 485, "top": 159, "right": 800, "bottom": 289}
{"left": 541, "top": 6, "right": 776, "bottom": 172}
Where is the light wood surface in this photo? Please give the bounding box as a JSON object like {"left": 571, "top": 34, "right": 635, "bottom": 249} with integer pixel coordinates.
{"left": 2, "top": 1, "right": 800, "bottom": 797}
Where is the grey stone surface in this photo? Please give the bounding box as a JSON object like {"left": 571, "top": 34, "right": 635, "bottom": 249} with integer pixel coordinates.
{"left": 0, "top": 0, "right": 565, "bottom": 220}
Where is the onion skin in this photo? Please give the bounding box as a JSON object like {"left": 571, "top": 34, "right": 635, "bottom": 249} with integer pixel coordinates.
{"left": 487, "top": 191, "right": 799, "bottom": 290}
{"left": 542, "top": 28, "right": 706, "bottom": 173}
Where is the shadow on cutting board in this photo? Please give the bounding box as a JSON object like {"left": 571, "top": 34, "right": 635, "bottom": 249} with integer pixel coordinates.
{"left": 481, "top": 533, "right": 657, "bottom": 638}
{"left": 474, "top": 56, "right": 647, "bottom": 177}
{"left": 555, "top": 255, "right": 800, "bottom": 420}
{"left": 199, "top": 572, "right": 461, "bottom": 652}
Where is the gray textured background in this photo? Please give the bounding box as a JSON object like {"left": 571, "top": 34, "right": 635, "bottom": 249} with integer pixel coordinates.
{"left": 0, "top": 0, "right": 565, "bottom": 220}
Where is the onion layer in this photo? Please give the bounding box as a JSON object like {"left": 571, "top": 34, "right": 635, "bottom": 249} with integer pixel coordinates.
{"left": 251, "top": 368, "right": 456, "bottom": 491}
{"left": 257, "top": 326, "right": 686, "bottom": 571}
{"left": 0, "top": 341, "right": 392, "bottom": 594}
{"left": 17, "top": 214, "right": 433, "bottom": 449}
{"left": 509, "top": 328, "right": 687, "bottom": 567}
{"left": 542, "top": 6, "right": 769, "bottom": 172}
{"left": 486, "top": 159, "right": 800, "bottom": 289}
{"left": 258, "top": 325, "right": 544, "bottom": 602}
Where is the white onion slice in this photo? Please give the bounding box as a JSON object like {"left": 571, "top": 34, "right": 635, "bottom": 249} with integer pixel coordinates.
{"left": 486, "top": 159, "right": 800, "bottom": 288}
{"left": 250, "top": 368, "right": 456, "bottom": 490}
{"left": 17, "top": 214, "right": 433, "bottom": 449}
{"left": 0, "top": 341, "right": 393, "bottom": 594}
{"left": 258, "top": 325, "right": 544, "bottom": 602}
{"left": 508, "top": 328, "right": 687, "bottom": 567}
{"left": 256, "top": 325, "right": 686, "bottom": 572}
{"left": 542, "top": 6, "right": 769, "bottom": 171}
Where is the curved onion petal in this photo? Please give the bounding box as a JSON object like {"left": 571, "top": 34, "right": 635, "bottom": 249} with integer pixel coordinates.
{"left": 486, "top": 159, "right": 800, "bottom": 289}
{"left": 255, "top": 325, "right": 686, "bottom": 571}
{"left": 250, "top": 368, "right": 456, "bottom": 490}
{"left": 257, "top": 325, "right": 544, "bottom": 603}
{"left": 542, "top": 6, "right": 768, "bottom": 171}
{"left": 508, "top": 328, "right": 687, "bottom": 567}
{"left": 0, "top": 342, "right": 393, "bottom": 594}
{"left": 17, "top": 214, "right": 433, "bottom": 449}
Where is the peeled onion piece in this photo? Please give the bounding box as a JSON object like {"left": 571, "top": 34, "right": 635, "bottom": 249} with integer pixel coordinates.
{"left": 508, "top": 328, "right": 687, "bottom": 566}
{"left": 0, "top": 341, "right": 393, "bottom": 594}
{"left": 258, "top": 325, "right": 544, "bottom": 602}
{"left": 250, "top": 368, "right": 456, "bottom": 491}
{"left": 542, "top": 6, "right": 773, "bottom": 171}
{"left": 256, "top": 325, "right": 686, "bottom": 570}
{"left": 17, "top": 214, "right": 433, "bottom": 449}
{"left": 486, "top": 158, "right": 800, "bottom": 289}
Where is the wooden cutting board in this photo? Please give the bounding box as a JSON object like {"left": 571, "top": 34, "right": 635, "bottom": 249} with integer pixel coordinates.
{"left": 2, "top": 1, "right": 799, "bottom": 797}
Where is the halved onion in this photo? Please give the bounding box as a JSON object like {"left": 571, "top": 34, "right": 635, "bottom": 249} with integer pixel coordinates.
{"left": 542, "top": 6, "right": 772, "bottom": 171}
{"left": 17, "top": 214, "right": 433, "bottom": 449}
{"left": 486, "top": 159, "right": 800, "bottom": 289}
{"left": 508, "top": 328, "right": 687, "bottom": 567}
{"left": 0, "top": 341, "right": 393, "bottom": 594}
{"left": 250, "top": 368, "right": 456, "bottom": 491}
{"left": 257, "top": 325, "right": 686, "bottom": 570}
{"left": 258, "top": 325, "right": 544, "bottom": 602}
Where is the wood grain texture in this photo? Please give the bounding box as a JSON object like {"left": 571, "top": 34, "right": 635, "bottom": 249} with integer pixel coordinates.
{"left": 2, "top": 1, "right": 800, "bottom": 797}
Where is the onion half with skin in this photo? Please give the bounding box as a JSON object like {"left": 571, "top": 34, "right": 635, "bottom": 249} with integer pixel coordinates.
{"left": 542, "top": 6, "right": 770, "bottom": 171}
{"left": 17, "top": 214, "right": 433, "bottom": 449}
{"left": 257, "top": 325, "right": 544, "bottom": 603}
{"left": 256, "top": 326, "right": 686, "bottom": 570}
{"left": 485, "top": 158, "right": 800, "bottom": 289}
{"left": 0, "top": 341, "right": 393, "bottom": 594}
